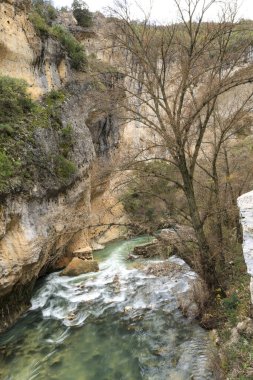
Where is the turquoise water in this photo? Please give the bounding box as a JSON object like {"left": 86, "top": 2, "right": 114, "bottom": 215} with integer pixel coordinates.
{"left": 0, "top": 237, "right": 215, "bottom": 380}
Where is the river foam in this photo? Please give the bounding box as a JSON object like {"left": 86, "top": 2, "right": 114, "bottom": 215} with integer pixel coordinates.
{"left": 0, "top": 236, "right": 219, "bottom": 380}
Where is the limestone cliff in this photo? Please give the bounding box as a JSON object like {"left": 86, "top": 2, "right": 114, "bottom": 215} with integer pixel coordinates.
{"left": 0, "top": 1, "right": 125, "bottom": 331}
{"left": 0, "top": 0, "right": 70, "bottom": 98}
{"left": 238, "top": 191, "right": 253, "bottom": 302}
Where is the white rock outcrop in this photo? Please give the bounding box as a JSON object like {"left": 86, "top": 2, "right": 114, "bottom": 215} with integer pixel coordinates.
{"left": 238, "top": 191, "right": 253, "bottom": 302}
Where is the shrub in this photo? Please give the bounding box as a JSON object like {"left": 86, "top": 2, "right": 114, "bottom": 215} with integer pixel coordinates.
{"left": 55, "top": 155, "right": 77, "bottom": 181}
{"left": 29, "top": 2, "right": 86, "bottom": 69}
{"left": 29, "top": 0, "right": 57, "bottom": 35}
{"left": 0, "top": 76, "right": 34, "bottom": 123}
{"left": 44, "top": 89, "right": 66, "bottom": 106}
{"left": 222, "top": 293, "right": 240, "bottom": 311}
{"left": 72, "top": 0, "right": 93, "bottom": 27}
{"left": 60, "top": 124, "right": 74, "bottom": 157}
{"left": 0, "top": 151, "right": 19, "bottom": 190}
{"left": 0, "top": 124, "right": 14, "bottom": 135}
{"left": 29, "top": 10, "right": 50, "bottom": 35}
{"left": 32, "top": 0, "right": 57, "bottom": 23}
{"left": 50, "top": 25, "right": 86, "bottom": 69}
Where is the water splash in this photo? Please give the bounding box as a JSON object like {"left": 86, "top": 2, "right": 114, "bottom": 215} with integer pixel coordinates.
{"left": 0, "top": 236, "right": 217, "bottom": 379}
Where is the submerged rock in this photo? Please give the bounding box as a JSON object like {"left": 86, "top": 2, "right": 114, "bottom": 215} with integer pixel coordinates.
{"left": 133, "top": 240, "right": 167, "bottom": 258}
{"left": 144, "top": 261, "right": 183, "bottom": 276}
{"left": 67, "top": 312, "right": 76, "bottom": 321}
{"left": 53, "top": 247, "right": 94, "bottom": 270}
{"left": 112, "top": 274, "right": 121, "bottom": 293}
{"left": 91, "top": 242, "right": 105, "bottom": 251}
{"left": 61, "top": 258, "right": 99, "bottom": 276}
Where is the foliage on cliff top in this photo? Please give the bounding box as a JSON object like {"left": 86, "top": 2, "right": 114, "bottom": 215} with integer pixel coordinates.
{"left": 72, "top": 0, "right": 93, "bottom": 28}
{"left": 32, "top": 0, "right": 57, "bottom": 23}
{"left": 29, "top": 1, "right": 86, "bottom": 70}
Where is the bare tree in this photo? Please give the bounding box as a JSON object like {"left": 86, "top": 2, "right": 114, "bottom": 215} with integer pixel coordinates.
{"left": 108, "top": 0, "right": 253, "bottom": 288}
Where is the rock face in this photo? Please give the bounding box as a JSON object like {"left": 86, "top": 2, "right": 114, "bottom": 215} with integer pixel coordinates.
{"left": 0, "top": 1, "right": 126, "bottom": 332}
{"left": 61, "top": 258, "right": 99, "bottom": 276}
{"left": 0, "top": 0, "right": 70, "bottom": 98}
{"left": 238, "top": 191, "right": 253, "bottom": 302}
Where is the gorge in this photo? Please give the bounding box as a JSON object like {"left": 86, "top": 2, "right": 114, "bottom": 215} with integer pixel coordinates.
{"left": 1, "top": 0, "right": 253, "bottom": 379}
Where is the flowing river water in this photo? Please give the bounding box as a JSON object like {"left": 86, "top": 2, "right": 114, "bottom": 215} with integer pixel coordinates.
{"left": 0, "top": 237, "right": 218, "bottom": 380}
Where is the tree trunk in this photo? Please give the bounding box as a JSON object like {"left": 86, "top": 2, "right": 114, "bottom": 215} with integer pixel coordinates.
{"left": 179, "top": 158, "right": 218, "bottom": 289}
{"left": 212, "top": 167, "right": 226, "bottom": 269}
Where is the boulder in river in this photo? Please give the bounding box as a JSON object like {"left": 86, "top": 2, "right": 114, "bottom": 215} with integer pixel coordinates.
{"left": 61, "top": 258, "right": 99, "bottom": 276}
{"left": 133, "top": 240, "right": 168, "bottom": 258}
{"left": 73, "top": 246, "right": 93, "bottom": 260}
{"left": 53, "top": 246, "right": 94, "bottom": 270}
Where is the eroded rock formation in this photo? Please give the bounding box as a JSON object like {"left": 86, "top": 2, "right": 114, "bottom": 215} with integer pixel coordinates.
{"left": 0, "top": 1, "right": 125, "bottom": 331}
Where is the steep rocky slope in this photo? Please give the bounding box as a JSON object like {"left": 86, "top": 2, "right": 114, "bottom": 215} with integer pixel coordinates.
{"left": 0, "top": 1, "right": 125, "bottom": 331}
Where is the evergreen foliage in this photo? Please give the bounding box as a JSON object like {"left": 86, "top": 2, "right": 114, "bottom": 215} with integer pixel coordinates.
{"left": 29, "top": 1, "right": 86, "bottom": 69}
{"left": 50, "top": 25, "right": 86, "bottom": 69}
{"left": 72, "top": 0, "right": 93, "bottom": 27}
{"left": 0, "top": 76, "right": 33, "bottom": 123}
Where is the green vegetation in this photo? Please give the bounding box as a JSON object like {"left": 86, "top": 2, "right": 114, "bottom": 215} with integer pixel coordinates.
{"left": 32, "top": 0, "right": 57, "bottom": 23}
{"left": 50, "top": 25, "right": 86, "bottom": 69}
{"left": 60, "top": 123, "right": 74, "bottom": 157}
{"left": 28, "top": 89, "right": 66, "bottom": 131}
{"left": 0, "top": 77, "right": 34, "bottom": 191}
{"left": 55, "top": 155, "right": 77, "bottom": 181}
{"left": 29, "top": 0, "right": 57, "bottom": 36}
{"left": 0, "top": 152, "right": 20, "bottom": 192}
{"left": 0, "top": 124, "right": 14, "bottom": 135}
{"left": 72, "top": 0, "right": 93, "bottom": 27}
{"left": 29, "top": 10, "right": 51, "bottom": 35}
{"left": 29, "top": 0, "right": 86, "bottom": 70}
{"left": 201, "top": 246, "right": 253, "bottom": 378}
{"left": 0, "top": 76, "right": 77, "bottom": 194}
{"left": 0, "top": 76, "right": 34, "bottom": 123}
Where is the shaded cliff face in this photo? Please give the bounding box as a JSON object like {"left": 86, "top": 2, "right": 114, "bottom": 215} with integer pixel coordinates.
{"left": 0, "top": 1, "right": 125, "bottom": 332}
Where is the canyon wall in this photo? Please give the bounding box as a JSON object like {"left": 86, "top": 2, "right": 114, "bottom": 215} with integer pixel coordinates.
{"left": 0, "top": 1, "right": 126, "bottom": 331}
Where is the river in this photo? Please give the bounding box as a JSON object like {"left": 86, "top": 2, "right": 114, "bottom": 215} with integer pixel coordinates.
{"left": 0, "top": 236, "right": 217, "bottom": 380}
